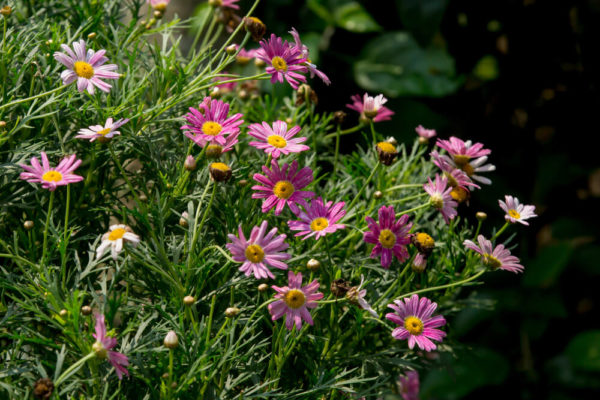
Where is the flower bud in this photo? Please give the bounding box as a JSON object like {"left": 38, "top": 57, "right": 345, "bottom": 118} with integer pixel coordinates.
{"left": 258, "top": 283, "right": 269, "bottom": 292}
{"left": 179, "top": 211, "right": 189, "bottom": 228}
{"left": 476, "top": 211, "right": 487, "bottom": 221}
{"left": 0, "top": 6, "right": 12, "bottom": 16}
{"left": 237, "top": 89, "right": 249, "bottom": 100}
{"left": 418, "top": 136, "right": 429, "bottom": 145}
{"left": 92, "top": 341, "right": 107, "bottom": 359}
{"left": 296, "top": 84, "right": 318, "bottom": 106}
{"left": 243, "top": 16, "right": 266, "bottom": 41}
{"left": 306, "top": 258, "right": 320, "bottom": 271}
{"left": 87, "top": 32, "right": 97, "bottom": 40}
{"left": 209, "top": 162, "right": 232, "bottom": 182}
{"left": 376, "top": 142, "right": 398, "bottom": 166}
{"left": 254, "top": 58, "right": 266, "bottom": 68}
{"left": 0, "top": 121, "right": 6, "bottom": 128}
{"left": 210, "top": 86, "right": 221, "bottom": 98}
{"left": 208, "top": 0, "right": 223, "bottom": 7}
{"left": 81, "top": 305, "right": 92, "bottom": 316}
{"left": 183, "top": 295, "right": 195, "bottom": 306}
{"left": 33, "top": 377, "right": 54, "bottom": 400}
{"left": 205, "top": 144, "right": 223, "bottom": 159}
{"left": 183, "top": 155, "right": 196, "bottom": 172}
{"left": 333, "top": 111, "right": 347, "bottom": 125}
{"left": 285, "top": 117, "right": 293, "bottom": 125}
{"left": 238, "top": 179, "right": 248, "bottom": 187}
{"left": 226, "top": 44, "right": 237, "bottom": 55}
{"left": 154, "top": 10, "right": 163, "bottom": 19}
{"left": 411, "top": 252, "right": 427, "bottom": 273}
{"left": 24, "top": 220, "right": 34, "bottom": 230}
{"left": 59, "top": 309, "right": 68, "bottom": 318}
{"left": 373, "top": 190, "right": 383, "bottom": 199}
{"left": 151, "top": 1, "right": 168, "bottom": 12}
{"left": 164, "top": 330, "right": 179, "bottom": 349}
{"left": 139, "top": 193, "right": 148, "bottom": 202}
{"left": 225, "top": 307, "right": 240, "bottom": 318}
{"left": 162, "top": 372, "right": 169, "bottom": 379}
{"left": 171, "top": 382, "right": 177, "bottom": 389}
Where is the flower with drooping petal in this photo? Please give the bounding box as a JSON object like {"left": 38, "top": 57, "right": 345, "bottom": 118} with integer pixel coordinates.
{"left": 363, "top": 205, "right": 412, "bottom": 268}
{"left": 181, "top": 97, "right": 244, "bottom": 146}
{"left": 19, "top": 152, "right": 83, "bottom": 191}
{"left": 268, "top": 271, "right": 323, "bottom": 330}
{"left": 430, "top": 150, "right": 479, "bottom": 190}
{"left": 398, "top": 371, "right": 420, "bottom": 400}
{"left": 54, "top": 40, "right": 120, "bottom": 94}
{"left": 289, "top": 28, "right": 331, "bottom": 85}
{"left": 92, "top": 314, "right": 129, "bottom": 379}
{"left": 95, "top": 225, "right": 141, "bottom": 260}
{"left": 252, "top": 160, "right": 315, "bottom": 215}
{"left": 436, "top": 137, "right": 495, "bottom": 185}
{"left": 423, "top": 174, "right": 458, "bottom": 224}
{"left": 386, "top": 294, "right": 447, "bottom": 351}
{"left": 256, "top": 34, "right": 308, "bottom": 89}
{"left": 75, "top": 117, "right": 129, "bottom": 142}
{"left": 226, "top": 220, "right": 290, "bottom": 279}
{"left": 415, "top": 125, "right": 436, "bottom": 139}
{"left": 287, "top": 197, "right": 346, "bottom": 240}
{"left": 463, "top": 235, "right": 524, "bottom": 273}
{"left": 499, "top": 195, "right": 537, "bottom": 226}
{"left": 248, "top": 120, "right": 309, "bottom": 159}
{"left": 347, "top": 93, "right": 395, "bottom": 122}
{"left": 346, "top": 275, "right": 378, "bottom": 318}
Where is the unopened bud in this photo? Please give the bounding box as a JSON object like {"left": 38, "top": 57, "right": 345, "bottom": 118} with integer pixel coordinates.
{"left": 476, "top": 211, "right": 487, "bottom": 221}
{"left": 164, "top": 330, "right": 179, "bottom": 349}
{"left": 238, "top": 179, "right": 248, "bottom": 187}
{"left": 87, "top": 32, "right": 97, "bottom": 40}
{"left": 0, "top": 121, "right": 6, "bottom": 128}
{"left": 45, "top": 39, "right": 53, "bottom": 45}
{"left": 238, "top": 89, "right": 249, "bottom": 100}
{"left": 243, "top": 16, "right": 266, "bottom": 41}
{"left": 0, "top": 6, "right": 12, "bottom": 16}
{"left": 184, "top": 155, "right": 196, "bottom": 171}
{"left": 154, "top": 10, "right": 163, "bottom": 19}
{"left": 225, "top": 307, "right": 240, "bottom": 318}
{"left": 205, "top": 144, "right": 223, "bottom": 159}
{"left": 210, "top": 86, "right": 221, "bottom": 98}
{"left": 81, "top": 305, "right": 92, "bottom": 316}
{"left": 139, "top": 193, "right": 148, "bottom": 202}
{"left": 296, "top": 84, "right": 318, "bottom": 106}
{"left": 418, "top": 136, "right": 429, "bottom": 145}
{"left": 226, "top": 44, "right": 237, "bottom": 55}
{"left": 258, "top": 283, "right": 269, "bottom": 292}
{"left": 411, "top": 253, "right": 427, "bottom": 273}
{"left": 285, "top": 117, "right": 293, "bottom": 125}
{"left": 333, "top": 111, "right": 346, "bottom": 125}
{"left": 183, "top": 295, "right": 195, "bottom": 306}
{"left": 59, "top": 309, "right": 68, "bottom": 318}
{"left": 306, "top": 258, "right": 320, "bottom": 271}
{"left": 209, "top": 162, "right": 232, "bottom": 182}
{"left": 373, "top": 190, "right": 383, "bottom": 199}
{"left": 170, "top": 382, "right": 177, "bottom": 389}
{"left": 254, "top": 58, "right": 266, "bottom": 68}
{"left": 179, "top": 211, "right": 189, "bottom": 228}
{"left": 24, "top": 220, "right": 34, "bottom": 230}
{"left": 208, "top": 0, "right": 223, "bottom": 7}
{"left": 162, "top": 372, "right": 169, "bottom": 379}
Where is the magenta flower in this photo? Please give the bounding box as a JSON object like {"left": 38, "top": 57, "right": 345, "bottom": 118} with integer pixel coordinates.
{"left": 415, "top": 125, "right": 436, "bottom": 139}
{"left": 256, "top": 34, "right": 308, "bottom": 89}
{"left": 287, "top": 197, "right": 346, "bottom": 240}
{"left": 252, "top": 160, "right": 315, "bottom": 215}
{"left": 268, "top": 271, "right": 323, "bottom": 331}
{"left": 386, "top": 294, "right": 447, "bottom": 352}
{"left": 20, "top": 152, "right": 83, "bottom": 191}
{"left": 289, "top": 28, "right": 331, "bottom": 85}
{"left": 424, "top": 175, "right": 458, "bottom": 224}
{"left": 92, "top": 314, "right": 129, "bottom": 379}
{"left": 213, "top": 73, "right": 238, "bottom": 92}
{"left": 76, "top": 117, "right": 129, "bottom": 142}
{"left": 436, "top": 137, "right": 495, "bottom": 185}
{"left": 499, "top": 195, "right": 537, "bottom": 225}
{"left": 363, "top": 205, "right": 412, "bottom": 268}
{"left": 248, "top": 120, "right": 309, "bottom": 159}
{"left": 463, "top": 235, "right": 524, "bottom": 273}
{"left": 430, "top": 151, "right": 479, "bottom": 190}
{"left": 398, "top": 371, "right": 420, "bottom": 400}
{"left": 347, "top": 93, "right": 395, "bottom": 122}
{"left": 226, "top": 220, "right": 291, "bottom": 279}
{"left": 54, "top": 40, "right": 120, "bottom": 94}
{"left": 235, "top": 46, "right": 258, "bottom": 64}
{"left": 181, "top": 97, "right": 244, "bottom": 146}
{"left": 218, "top": 0, "right": 240, "bottom": 9}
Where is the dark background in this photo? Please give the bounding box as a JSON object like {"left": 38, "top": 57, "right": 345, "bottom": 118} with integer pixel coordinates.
{"left": 176, "top": 0, "right": 600, "bottom": 398}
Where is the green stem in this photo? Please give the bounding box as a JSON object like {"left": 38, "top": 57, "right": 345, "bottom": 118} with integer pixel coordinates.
{"left": 0, "top": 84, "right": 67, "bottom": 111}
{"left": 474, "top": 219, "right": 483, "bottom": 238}
{"left": 395, "top": 202, "right": 430, "bottom": 217}
{"left": 388, "top": 192, "right": 428, "bottom": 204}
{"left": 195, "top": 181, "right": 216, "bottom": 243}
{"left": 54, "top": 352, "right": 96, "bottom": 386}
{"left": 187, "top": 179, "right": 213, "bottom": 270}
{"left": 41, "top": 191, "right": 55, "bottom": 265}
{"left": 333, "top": 125, "right": 341, "bottom": 176}
{"left": 398, "top": 269, "right": 486, "bottom": 299}
{"left": 323, "top": 124, "right": 362, "bottom": 140}
{"left": 108, "top": 143, "right": 142, "bottom": 208}
{"left": 385, "top": 183, "right": 423, "bottom": 192}
{"left": 373, "top": 264, "right": 411, "bottom": 308}
{"left": 369, "top": 121, "right": 378, "bottom": 144}
{"left": 61, "top": 185, "right": 71, "bottom": 284}
{"left": 492, "top": 221, "right": 510, "bottom": 241}
{"left": 345, "top": 162, "right": 380, "bottom": 214}
{"left": 167, "top": 349, "right": 174, "bottom": 399}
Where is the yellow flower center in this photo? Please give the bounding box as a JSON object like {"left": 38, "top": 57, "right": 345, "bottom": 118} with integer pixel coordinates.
{"left": 210, "top": 162, "right": 230, "bottom": 172}
{"left": 461, "top": 163, "right": 475, "bottom": 176}
{"left": 508, "top": 209, "right": 521, "bottom": 219}
{"left": 273, "top": 180, "right": 294, "bottom": 199}
{"left": 42, "top": 170, "right": 63, "bottom": 182}
{"left": 92, "top": 341, "right": 107, "bottom": 359}
{"left": 245, "top": 244, "right": 265, "bottom": 263}
{"left": 483, "top": 254, "right": 502, "bottom": 270}
{"left": 376, "top": 142, "right": 396, "bottom": 153}
{"left": 379, "top": 229, "right": 396, "bottom": 249}
{"left": 271, "top": 56, "right": 288, "bottom": 72}
{"left": 310, "top": 217, "right": 329, "bottom": 231}
{"left": 430, "top": 193, "right": 444, "bottom": 209}
{"left": 267, "top": 135, "right": 287, "bottom": 148}
{"left": 202, "top": 121, "right": 223, "bottom": 136}
{"left": 453, "top": 154, "right": 470, "bottom": 166}
{"left": 108, "top": 228, "right": 126, "bottom": 241}
{"left": 97, "top": 128, "right": 111, "bottom": 136}
{"left": 284, "top": 289, "right": 306, "bottom": 309}
{"left": 74, "top": 61, "right": 95, "bottom": 79}
{"left": 404, "top": 316, "right": 424, "bottom": 335}
{"left": 415, "top": 233, "right": 435, "bottom": 249}
{"left": 450, "top": 187, "right": 468, "bottom": 203}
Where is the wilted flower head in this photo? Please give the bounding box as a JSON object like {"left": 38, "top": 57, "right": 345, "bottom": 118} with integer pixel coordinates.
{"left": 363, "top": 205, "right": 412, "bottom": 268}
{"left": 287, "top": 197, "right": 346, "bottom": 240}
{"left": 76, "top": 117, "right": 129, "bottom": 142}
{"left": 92, "top": 314, "right": 129, "bottom": 379}
{"left": 346, "top": 275, "right": 378, "bottom": 318}
{"left": 226, "top": 220, "right": 291, "bottom": 279}
{"left": 95, "top": 225, "right": 140, "bottom": 260}
{"left": 256, "top": 34, "right": 308, "bottom": 89}
{"left": 248, "top": 120, "right": 309, "bottom": 159}
{"left": 347, "top": 93, "right": 395, "bottom": 122}
{"left": 20, "top": 152, "right": 83, "bottom": 191}
{"left": 463, "top": 235, "right": 524, "bottom": 273}
{"left": 181, "top": 97, "right": 244, "bottom": 146}
{"left": 424, "top": 174, "right": 458, "bottom": 224}
{"left": 54, "top": 40, "right": 120, "bottom": 94}
{"left": 499, "top": 195, "right": 537, "bottom": 225}
{"left": 376, "top": 141, "right": 398, "bottom": 165}
{"left": 386, "top": 294, "right": 447, "bottom": 351}
{"left": 289, "top": 28, "right": 331, "bottom": 85}
{"left": 268, "top": 271, "right": 323, "bottom": 330}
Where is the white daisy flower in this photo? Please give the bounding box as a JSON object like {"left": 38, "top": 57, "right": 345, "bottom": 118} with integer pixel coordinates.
{"left": 96, "top": 224, "right": 140, "bottom": 260}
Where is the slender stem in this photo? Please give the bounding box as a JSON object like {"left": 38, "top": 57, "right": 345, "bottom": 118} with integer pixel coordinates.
{"left": 108, "top": 143, "right": 142, "bottom": 207}
{"left": 54, "top": 352, "right": 96, "bottom": 386}
{"left": 61, "top": 185, "right": 71, "bottom": 284}
{"left": 204, "top": 295, "right": 216, "bottom": 348}
{"left": 187, "top": 179, "right": 213, "bottom": 270}
{"left": 388, "top": 192, "right": 429, "bottom": 204}
{"left": 167, "top": 349, "right": 174, "bottom": 399}
{"left": 333, "top": 125, "right": 341, "bottom": 176}
{"left": 369, "top": 121, "right": 378, "bottom": 144}
{"left": 41, "top": 191, "right": 55, "bottom": 265}
{"left": 492, "top": 221, "right": 510, "bottom": 241}
{"left": 474, "top": 219, "right": 483, "bottom": 238}
{"left": 385, "top": 183, "right": 423, "bottom": 192}
{"left": 398, "top": 269, "right": 486, "bottom": 299}
{"left": 195, "top": 181, "right": 216, "bottom": 242}
{"left": 395, "top": 202, "right": 430, "bottom": 217}
{"left": 374, "top": 264, "right": 411, "bottom": 308}
{"left": 345, "top": 162, "right": 380, "bottom": 214}
{"left": 323, "top": 124, "right": 362, "bottom": 140}
{"left": 265, "top": 153, "right": 272, "bottom": 167}
{"left": 0, "top": 84, "right": 67, "bottom": 111}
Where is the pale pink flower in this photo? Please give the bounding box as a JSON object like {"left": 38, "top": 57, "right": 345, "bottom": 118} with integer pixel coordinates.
{"left": 363, "top": 205, "right": 412, "bottom": 268}
{"left": 268, "top": 271, "right": 323, "bottom": 330}
{"left": 287, "top": 197, "right": 346, "bottom": 240}
{"left": 430, "top": 151, "right": 479, "bottom": 190}
{"left": 92, "top": 314, "right": 129, "bottom": 379}
{"left": 19, "top": 152, "right": 83, "bottom": 191}
{"left": 248, "top": 120, "right": 309, "bottom": 159}
{"left": 423, "top": 175, "right": 458, "bottom": 224}
{"left": 289, "top": 28, "right": 330, "bottom": 85}
{"left": 415, "top": 125, "right": 436, "bottom": 139}
{"left": 256, "top": 34, "right": 308, "bottom": 89}
{"left": 347, "top": 93, "right": 395, "bottom": 122}
{"left": 386, "top": 294, "right": 447, "bottom": 352}
{"left": 95, "top": 225, "right": 141, "bottom": 260}
{"left": 54, "top": 40, "right": 120, "bottom": 94}
{"left": 226, "top": 220, "right": 290, "bottom": 279}
{"left": 76, "top": 117, "right": 129, "bottom": 142}
{"left": 398, "top": 371, "right": 420, "bottom": 400}
{"left": 181, "top": 97, "right": 244, "bottom": 146}
{"left": 499, "top": 195, "right": 537, "bottom": 225}
{"left": 463, "top": 235, "right": 524, "bottom": 273}
{"left": 436, "top": 137, "right": 495, "bottom": 185}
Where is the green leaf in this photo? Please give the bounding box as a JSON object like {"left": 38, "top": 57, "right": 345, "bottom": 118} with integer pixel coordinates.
{"left": 333, "top": 2, "right": 381, "bottom": 33}
{"left": 354, "top": 32, "right": 463, "bottom": 97}
{"left": 566, "top": 330, "right": 600, "bottom": 371}
{"left": 307, "top": 0, "right": 335, "bottom": 24}
{"left": 396, "top": 0, "right": 449, "bottom": 45}
{"left": 522, "top": 243, "right": 573, "bottom": 288}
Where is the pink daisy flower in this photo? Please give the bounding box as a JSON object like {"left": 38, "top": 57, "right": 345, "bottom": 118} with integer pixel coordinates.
{"left": 347, "top": 93, "right": 395, "bottom": 122}
{"left": 252, "top": 160, "right": 315, "bottom": 215}
{"left": 499, "top": 195, "right": 537, "bottom": 225}
{"left": 386, "top": 294, "right": 447, "bottom": 352}
{"left": 226, "top": 220, "right": 291, "bottom": 279}
{"left": 436, "top": 137, "right": 496, "bottom": 185}
{"left": 214, "top": 0, "right": 240, "bottom": 10}
{"left": 75, "top": 117, "right": 129, "bottom": 142}
{"left": 398, "top": 371, "right": 420, "bottom": 400}
{"left": 287, "top": 197, "right": 346, "bottom": 240}
{"left": 92, "top": 314, "right": 129, "bottom": 379}
{"left": 95, "top": 224, "right": 141, "bottom": 261}
{"left": 19, "top": 152, "right": 83, "bottom": 191}
{"left": 363, "top": 205, "right": 412, "bottom": 269}
{"left": 289, "top": 28, "right": 331, "bottom": 85}
{"left": 268, "top": 271, "right": 323, "bottom": 331}
{"left": 180, "top": 97, "right": 244, "bottom": 146}
{"left": 248, "top": 120, "right": 309, "bottom": 159}
{"left": 415, "top": 125, "right": 436, "bottom": 139}
{"left": 430, "top": 151, "right": 479, "bottom": 190}
{"left": 423, "top": 175, "right": 458, "bottom": 224}
{"left": 256, "top": 34, "right": 308, "bottom": 89}
{"left": 54, "top": 40, "right": 120, "bottom": 94}
{"left": 213, "top": 73, "right": 238, "bottom": 92}
{"left": 463, "top": 235, "right": 524, "bottom": 273}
